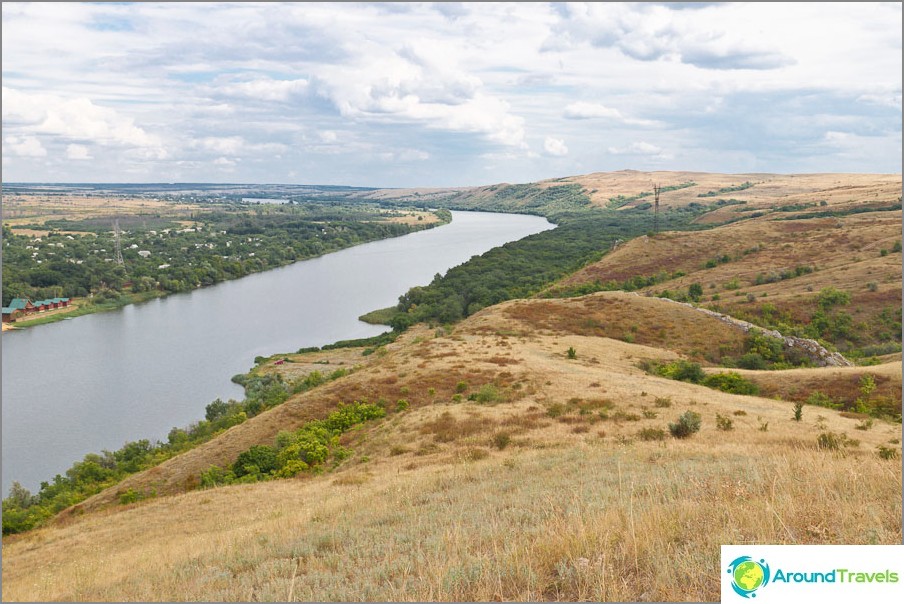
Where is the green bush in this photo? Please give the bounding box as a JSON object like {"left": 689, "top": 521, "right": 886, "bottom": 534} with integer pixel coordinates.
{"left": 566, "top": 347, "right": 577, "bottom": 360}
{"left": 793, "top": 402, "right": 804, "bottom": 421}
{"left": 736, "top": 352, "right": 767, "bottom": 370}
{"left": 232, "top": 445, "right": 279, "bottom": 478}
{"left": 475, "top": 384, "right": 501, "bottom": 404}
{"left": 702, "top": 372, "right": 759, "bottom": 395}
{"left": 669, "top": 411, "right": 702, "bottom": 439}
{"left": 657, "top": 360, "right": 705, "bottom": 383}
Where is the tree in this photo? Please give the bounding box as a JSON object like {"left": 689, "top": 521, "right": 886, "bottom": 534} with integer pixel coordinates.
{"left": 688, "top": 282, "right": 703, "bottom": 302}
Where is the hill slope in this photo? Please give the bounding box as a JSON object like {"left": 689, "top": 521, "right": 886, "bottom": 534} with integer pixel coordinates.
{"left": 3, "top": 292, "right": 901, "bottom": 601}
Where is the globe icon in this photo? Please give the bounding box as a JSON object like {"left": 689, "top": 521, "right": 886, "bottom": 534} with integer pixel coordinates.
{"left": 733, "top": 560, "right": 765, "bottom": 592}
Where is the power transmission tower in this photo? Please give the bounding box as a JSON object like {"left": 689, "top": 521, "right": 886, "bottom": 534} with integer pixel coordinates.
{"left": 113, "top": 218, "right": 125, "bottom": 266}
{"left": 653, "top": 183, "right": 662, "bottom": 235}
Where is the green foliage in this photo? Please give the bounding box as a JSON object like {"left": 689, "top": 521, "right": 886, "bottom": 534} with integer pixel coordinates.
{"left": 396, "top": 399, "right": 410, "bottom": 412}
{"left": 2, "top": 202, "right": 438, "bottom": 307}
{"left": 390, "top": 203, "right": 703, "bottom": 327}
{"left": 893, "top": 240, "right": 902, "bottom": 253}
{"left": 702, "top": 372, "right": 759, "bottom": 395}
{"left": 817, "top": 287, "right": 851, "bottom": 310}
{"left": 566, "top": 346, "right": 577, "bottom": 359}
{"left": 475, "top": 384, "right": 502, "bottom": 404}
{"left": 655, "top": 360, "right": 706, "bottom": 383}
{"left": 669, "top": 411, "right": 702, "bottom": 439}
{"left": 793, "top": 402, "right": 804, "bottom": 422}
{"left": 697, "top": 181, "right": 754, "bottom": 197}
{"left": 232, "top": 445, "right": 279, "bottom": 479}
{"left": 206, "top": 402, "right": 387, "bottom": 486}
{"left": 688, "top": 282, "right": 703, "bottom": 302}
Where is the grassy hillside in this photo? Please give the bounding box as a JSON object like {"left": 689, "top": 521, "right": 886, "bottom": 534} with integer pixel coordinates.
{"left": 2, "top": 292, "right": 901, "bottom": 601}
{"left": 2, "top": 171, "right": 901, "bottom": 602}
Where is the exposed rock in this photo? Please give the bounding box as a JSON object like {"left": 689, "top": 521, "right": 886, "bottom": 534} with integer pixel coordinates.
{"left": 645, "top": 294, "right": 854, "bottom": 367}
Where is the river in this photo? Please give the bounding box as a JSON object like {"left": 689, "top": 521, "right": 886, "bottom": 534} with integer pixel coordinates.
{"left": 1, "top": 211, "right": 553, "bottom": 493}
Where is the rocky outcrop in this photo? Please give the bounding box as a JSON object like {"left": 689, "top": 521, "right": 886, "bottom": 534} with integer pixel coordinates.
{"left": 649, "top": 295, "right": 854, "bottom": 367}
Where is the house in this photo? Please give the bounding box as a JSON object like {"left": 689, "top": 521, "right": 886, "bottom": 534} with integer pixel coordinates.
{"left": 2, "top": 307, "right": 22, "bottom": 323}
{"left": 8, "top": 298, "right": 34, "bottom": 314}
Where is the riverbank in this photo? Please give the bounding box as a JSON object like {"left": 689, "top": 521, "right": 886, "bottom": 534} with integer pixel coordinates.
{"left": 4, "top": 213, "right": 452, "bottom": 331}
{"left": 7, "top": 292, "right": 167, "bottom": 329}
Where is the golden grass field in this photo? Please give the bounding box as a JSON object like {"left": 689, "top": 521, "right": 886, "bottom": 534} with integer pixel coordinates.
{"left": 1, "top": 171, "right": 901, "bottom": 601}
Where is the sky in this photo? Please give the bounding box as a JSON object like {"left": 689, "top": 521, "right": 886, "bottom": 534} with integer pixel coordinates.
{"left": 1, "top": 2, "right": 901, "bottom": 187}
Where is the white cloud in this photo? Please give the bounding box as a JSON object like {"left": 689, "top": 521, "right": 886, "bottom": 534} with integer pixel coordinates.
{"left": 3, "top": 86, "right": 167, "bottom": 159}
{"left": 66, "top": 144, "right": 92, "bottom": 160}
{"left": 0, "top": 2, "right": 899, "bottom": 183}
{"left": 4, "top": 135, "right": 47, "bottom": 157}
{"left": 218, "top": 77, "right": 309, "bottom": 102}
{"left": 563, "top": 102, "right": 624, "bottom": 120}
{"left": 608, "top": 141, "right": 667, "bottom": 157}
{"left": 543, "top": 136, "right": 568, "bottom": 157}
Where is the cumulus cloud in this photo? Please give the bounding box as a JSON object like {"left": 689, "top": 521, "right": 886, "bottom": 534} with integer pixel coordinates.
{"left": 318, "top": 38, "right": 526, "bottom": 147}
{"left": 4, "top": 135, "right": 47, "bottom": 157}
{"left": 3, "top": 86, "right": 166, "bottom": 158}
{"left": 543, "top": 136, "right": 568, "bottom": 157}
{"left": 548, "top": 3, "right": 795, "bottom": 70}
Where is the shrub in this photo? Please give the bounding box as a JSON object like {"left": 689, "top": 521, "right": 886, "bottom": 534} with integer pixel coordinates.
{"left": 455, "top": 381, "right": 468, "bottom": 393}
{"left": 669, "top": 411, "right": 702, "bottom": 439}
{"left": 493, "top": 432, "right": 511, "bottom": 450}
{"left": 654, "top": 397, "right": 672, "bottom": 408}
{"left": 817, "top": 431, "right": 858, "bottom": 450}
{"left": 715, "top": 414, "right": 734, "bottom": 431}
{"left": 793, "top": 402, "right": 804, "bottom": 422}
{"left": 657, "top": 360, "right": 705, "bottom": 383}
{"left": 232, "top": 445, "right": 279, "bottom": 478}
{"left": 475, "top": 384, "right": 501, "bottom": 404}
{"left": 702, "top": 372, "right": 759, "bottom": 395}
{"left": 396, "top": 399, "right": 409, "bottom": 412}
{"left": 566, "top": 346, "right": 577, "bottom": 360}
{"left": 737, "top": 353, "right": 767, "bottom": 370}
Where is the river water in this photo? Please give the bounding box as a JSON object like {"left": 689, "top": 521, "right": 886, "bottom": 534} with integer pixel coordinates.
{"left": 1, "top": 211, "right": 553, "bottom": 493}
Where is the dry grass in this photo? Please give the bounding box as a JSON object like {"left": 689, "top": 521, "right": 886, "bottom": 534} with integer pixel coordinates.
{"left": 1, "top": 194, "right": 209, "bottom": 233}
{"left": 3, "top": 415, "right": 900, "bottom": 602}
